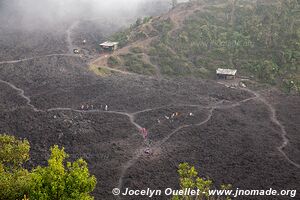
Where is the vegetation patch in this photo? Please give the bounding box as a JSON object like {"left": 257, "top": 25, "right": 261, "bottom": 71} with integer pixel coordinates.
{"left": 107, "top": 56, "right": 121, "bottom": 67}
{"left": 0, "top": 134, "right": 96, "bottom": 200}
{"left": 120, "top": 53, "right": 156, "bottom": 75}
{"left": 89, "top": 64, "right": 111, "bottom": 76}
{"left": 172, "top": 163, "right": 231, "bottom": 200}
{"left": 129, "top": 46, "right": 143, "bottom": 54}
{"left": 109, "top": 0, "right": 299, "bottom": 93}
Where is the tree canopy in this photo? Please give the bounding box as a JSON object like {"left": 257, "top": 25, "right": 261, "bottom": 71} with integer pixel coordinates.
{"left": 172, "top": 163, "right": 231, "bottom": 200}
{"left": 0, "top": 134, "right": 97, "bottom": 200}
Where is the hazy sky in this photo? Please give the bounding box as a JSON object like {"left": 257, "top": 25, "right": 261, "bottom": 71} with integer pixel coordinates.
{"left": 0, "top": 0, "right": 171, "bottom": 29}
{"left": 0, "top": 0, "right": 171, "bottom": 30}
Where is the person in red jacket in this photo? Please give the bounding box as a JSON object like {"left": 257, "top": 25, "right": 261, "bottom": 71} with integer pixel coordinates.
{"left": 140, "top": 128, "right": 148, "bottom": 140}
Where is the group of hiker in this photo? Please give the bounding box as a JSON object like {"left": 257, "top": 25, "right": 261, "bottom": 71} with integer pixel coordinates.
{"left": 163, "top": 112, "right": 181, "bottom": 120}
{"left": 80, "top": 104, "right": 109, "bottom": 111}
{"left": 78, "top": 104, "right": 196, "bottom": 155}
{"left": 80, "top": 104, "right": 94, "bottom": 110}
{"left": 162, "top": 111, "right": 194, "bottom": 122}
{"left": 140, "top": 110, "right": 195, "bottom": 155}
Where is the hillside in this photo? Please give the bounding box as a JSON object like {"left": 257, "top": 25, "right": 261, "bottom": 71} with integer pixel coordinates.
{"left": 92, "top": 0, "right": 300, "bottom": 93}
{"left": 1, "top": 0, "right": 300, "bottom": 199}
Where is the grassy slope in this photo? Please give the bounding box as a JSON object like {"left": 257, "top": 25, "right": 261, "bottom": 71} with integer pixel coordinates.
{"left": 109, "top": 0, "right": 300, "bottom": 92}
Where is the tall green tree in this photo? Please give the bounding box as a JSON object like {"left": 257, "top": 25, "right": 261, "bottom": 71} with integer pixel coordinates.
{"left": 172, "top": 163, "right": 231, "bottom": 200}
{"left": 0, "top": 134, "right": 31, "bottom": 200}
{"left": 0, "top": 134, "right": 97, "bottom": 200}
{"left": 30, "top": 145, "right": 97, "bottom": 200}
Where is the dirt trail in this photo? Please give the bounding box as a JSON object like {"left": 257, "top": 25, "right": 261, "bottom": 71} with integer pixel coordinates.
{"left": 241, "top": 87, "right": 300, "bottom": 168}
{"left": 116, "top": 83, "right": 300, "bottom": 194}
{"left": 90, "top": 3, "right": 202, "bottom": 78}
{"left": 1, "top": 7, "right": 299, "bottom": 197}
{"left": 116, "top": 150, "right": 143, "bottom": 197}
{"left": 116, "top": 93, "right": 260, "bottom": 196}
{"left": 90, "top": 36, "right": 164, "bottom": 78}
{"left": 91, "top": 37, "right": 154, "bottom": 64}
{"left": 217, "top": 81, "right": 300, "bottom": 169}
{"left": 156, "top": 95, "right": 258, "bottom": 147}
{"left": 48, "top": 107, "right": 142, "bottom": 131}
{"left": 0, "top": 79, "right": 43, "bottom": 112}
{"left": 0, "top": 54, "right": 79, "bottom": 65}
{"left": 0, "top": 22, "right": 82, "bottom": 65}
{"left": 66, "top": 21, "right": 79, "bottom": 54}
{"left": 1, "top": 75, "right": 300, "bottom": 200}
{"left": 101, "top": 65, "right": 137, "bottom": 75}
{"left": 0, "top": 77, "right": 222, "bottom": 194}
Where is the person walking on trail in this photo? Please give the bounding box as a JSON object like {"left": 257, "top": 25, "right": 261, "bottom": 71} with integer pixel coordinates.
{"left": 171, "top": 113, "right": 175, "bottom": 118}
{"left": 105, "top": 105, "right": 108, "bottom": 111}
{"left": 140, "top": 128, "right": 148, "bottom": 140}
{"left": 141, "top": 128, "right": 151, "bottom": 153}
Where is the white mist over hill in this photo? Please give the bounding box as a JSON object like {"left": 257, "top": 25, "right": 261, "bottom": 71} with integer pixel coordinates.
{"left": 0, "top": 0, "right": 170, "bottom": 30}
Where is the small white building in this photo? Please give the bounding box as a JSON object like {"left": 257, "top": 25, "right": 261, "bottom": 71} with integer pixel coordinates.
{"left": 99, "top": 41, "right": 119, "bottom": 51}
{"left": 216, "top": 68, "right": 237, "bottom": 80}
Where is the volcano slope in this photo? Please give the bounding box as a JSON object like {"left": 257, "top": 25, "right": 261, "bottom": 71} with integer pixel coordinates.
{"left": 1, "top": 47, "right": 300, "bottom": 200}
{"left": 98, "top": 0, "right": 300, "bottom": 92}
{"left": 0, "top": 11, "right": 300, "bottom": 200}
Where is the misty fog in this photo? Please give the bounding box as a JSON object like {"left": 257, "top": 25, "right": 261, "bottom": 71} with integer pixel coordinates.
{"left": 0, "top": 0, "right": 171, "bottom": 31}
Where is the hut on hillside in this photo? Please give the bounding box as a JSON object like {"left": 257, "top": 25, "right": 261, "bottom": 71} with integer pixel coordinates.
{"left": 99, "top": 41, "right": 119, "bottom": 52}
{"left": 216, "top": 68, "right": 237, "bottom": 80}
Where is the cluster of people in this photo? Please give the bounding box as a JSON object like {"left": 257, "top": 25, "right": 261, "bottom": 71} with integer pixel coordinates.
{"left": 80, "top": 104, "right": 94, "bottom": 110}
{"left": 158, "top": 111, "right": 194, "bottom": 123}
{"left": 162, "top": 112, "right": 178, "bottom": 120}
{"left": 163, "top": 112, "right": 182, "bottom": 120}
{"left": 79, "top": 104, "right": 109, "bottom": 111}
{"left": 139, "top": 111, "right": 195, "bottom": 157}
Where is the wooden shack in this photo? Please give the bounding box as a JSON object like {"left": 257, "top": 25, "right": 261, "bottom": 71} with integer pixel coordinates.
{"left": 216, "top": 68, "right": 237, "bottom": 80}
{"left": 99, "top": 41, "right": 119, "bottom": 52}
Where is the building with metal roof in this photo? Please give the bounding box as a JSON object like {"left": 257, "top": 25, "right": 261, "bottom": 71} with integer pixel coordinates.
{"left": 216, "top": 68, "right": 237, "bottom": 79}
{"left": 99, "top": 41, "right": 119, "bottom": 52}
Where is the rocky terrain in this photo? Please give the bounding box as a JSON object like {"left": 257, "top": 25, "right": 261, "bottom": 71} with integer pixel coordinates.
{"left": 0, "top": 1, "right": 299, "bottom": 200}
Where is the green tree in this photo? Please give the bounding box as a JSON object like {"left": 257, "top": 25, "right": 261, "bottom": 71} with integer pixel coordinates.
{"left": 0, "top": 134, "right": 30, "bottom": 170}
{"left": 30, "top": 145, "right": 97, "bottom": 200}
{"left": 0, "top": 134, "right": 32, "bottom": 200}
{"left": 257, "top": 60, "right": 279, "bottom": 84}
{"left": 0, "top": 134, "right": 97, "bottom": 200}
{"left": 172, "top": 163, "right": 231, "bottom": 200}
